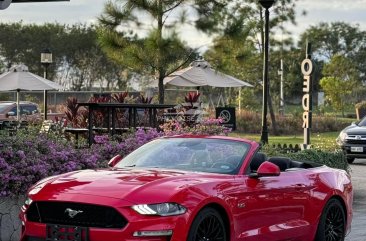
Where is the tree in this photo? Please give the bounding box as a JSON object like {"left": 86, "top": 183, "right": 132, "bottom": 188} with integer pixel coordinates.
{"left": 204, "top": 0, "right": 302, "bottom": 134}
{"left": 299, "top": 22, "right": 366, "bottom": 82}
{"left": 320, "top": 55, "right": 359, "bottom": 117}
{"left": 0, "top": 22, "right": 126, "bottom": 90}
{"left": 97, "top": 0, "right": 229, "bottom": 103}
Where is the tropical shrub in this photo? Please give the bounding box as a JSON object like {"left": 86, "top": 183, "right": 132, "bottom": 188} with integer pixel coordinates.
{"left": 236, "top": 110, "right": 352, "bottom": 134}
{"left": 261, "top": 145, "right": 348, "bottom": 172}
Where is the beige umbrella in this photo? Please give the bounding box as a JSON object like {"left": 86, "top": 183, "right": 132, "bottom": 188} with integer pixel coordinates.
{"left": 0, "top": 64, "right": 63, "bottom": 120}
{"left": 164, "top": 60, "right": 253, "bottom": 108}
{"left": 164, "top": 60, "right": 253, "bottom": 87}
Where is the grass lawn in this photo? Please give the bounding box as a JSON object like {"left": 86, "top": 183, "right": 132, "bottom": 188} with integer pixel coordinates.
{"left": 230, "top": 131, "right": 339, "bottom": 147}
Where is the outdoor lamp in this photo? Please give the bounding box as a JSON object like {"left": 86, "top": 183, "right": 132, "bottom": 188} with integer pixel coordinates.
{"left": 258, "top": 0, "right": 275, "bottom": 144}
{"left": 41, "top": 48, "right": 52, "bottom": 68}
{"left": 41, "top": 48, "right": 53, "bottom": 120}
{"left": 259, "top": 0, "right": 275, "bottom": 9}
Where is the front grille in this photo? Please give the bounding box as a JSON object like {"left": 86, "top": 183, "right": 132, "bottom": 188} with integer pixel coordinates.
{"left": 345, "top": 139, "right": 366, "bottom": 144}
{"left": 26, "top": 201, "right": 127, "bottom": 229}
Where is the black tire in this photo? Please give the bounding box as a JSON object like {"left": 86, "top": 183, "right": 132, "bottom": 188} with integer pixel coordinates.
{"left": 315, "top": 198, "right": 346, "bottom": 241}
{"left": 346, "top": 157, "right": 355, "bottom": 164}
{"left": 187, "top": 207, "right": 227, "bottom": 241}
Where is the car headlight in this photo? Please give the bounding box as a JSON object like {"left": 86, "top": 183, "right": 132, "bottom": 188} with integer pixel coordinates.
{"left": 24, "top": 197, "right": 32, "bottom": 206}
{"left": 132, "top": 203, "right": 186, "bottom": 216}
{"left": 338, "top": 132, "right": 348, "bottom": 143}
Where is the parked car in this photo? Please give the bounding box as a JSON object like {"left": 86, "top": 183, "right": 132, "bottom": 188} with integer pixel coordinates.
{"left": 20, "top": 136, "right": 353, "bottom": 241}
{"left": 0, "top": 101, "right": 41, "bottom": 123}
{"left": 337, "top": 116, "right": 366, "bottom": 163}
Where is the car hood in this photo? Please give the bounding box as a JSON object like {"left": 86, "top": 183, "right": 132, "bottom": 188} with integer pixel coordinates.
{"left": 344, "top": 125, "right": 366, "bottom": 135}
{"left": 32, "top": 168, "right": 214, "bottom": 203}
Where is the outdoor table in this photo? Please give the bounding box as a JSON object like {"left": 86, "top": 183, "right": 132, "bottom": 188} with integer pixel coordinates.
{"left": 77, "top": 103, "right": 175, "bottom": 146}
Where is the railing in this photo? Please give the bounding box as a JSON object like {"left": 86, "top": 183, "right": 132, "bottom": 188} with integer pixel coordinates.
{"left": 77, "top": 103, "right": 175, "bottom": 146}
{"left": 271, "top": 143, "right": 301, "bottom": 153}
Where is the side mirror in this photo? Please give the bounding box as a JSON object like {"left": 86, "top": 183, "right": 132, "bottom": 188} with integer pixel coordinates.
{"left": 351, "top": 121, "right": 356, "bottom": 126}
{"left": 108, "top": 154, "right": 123, "bottom": 167}
{"left": 6, "top": 111, "right": 15, "bottom": 117}
{"left": 249, "top": 161, "right": 280, "bottom": 178}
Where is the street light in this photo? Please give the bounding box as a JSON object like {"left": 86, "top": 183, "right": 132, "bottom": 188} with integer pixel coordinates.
{"left": 41, "top": 48, "right": 52, "bottom": 120}
{"left": 259, "top": 0, "right": 275, "bottom": 144}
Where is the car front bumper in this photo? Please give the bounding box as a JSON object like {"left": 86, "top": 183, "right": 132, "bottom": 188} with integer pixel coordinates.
{"left": 340, "top": 143, "right": 366, "bottom": 158}
{"left": 19, "top": 195, "right": 190, "bottom": 241}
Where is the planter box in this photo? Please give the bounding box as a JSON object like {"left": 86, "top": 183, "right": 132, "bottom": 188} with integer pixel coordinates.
{"left": 356, "top": 108, "right": 366, "bottom": 120}
{"left": 0, "top": 196, "right": 24, "bottom": 241}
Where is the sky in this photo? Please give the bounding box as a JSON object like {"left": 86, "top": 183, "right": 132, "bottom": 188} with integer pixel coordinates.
{"left": 1, "top": 0, "right": 366, "bottom": 50}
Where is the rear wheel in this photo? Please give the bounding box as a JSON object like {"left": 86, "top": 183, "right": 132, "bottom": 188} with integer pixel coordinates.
{"left": 315, "top": 198, "right": 346, "bottom": 241}
{"left": 187, "top": 207, "right": 227, "bottom": 241}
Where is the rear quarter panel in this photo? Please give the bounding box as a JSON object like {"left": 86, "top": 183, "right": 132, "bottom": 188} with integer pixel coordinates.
{"left": 303, "top": 166, "right": 353, "bottom": 236}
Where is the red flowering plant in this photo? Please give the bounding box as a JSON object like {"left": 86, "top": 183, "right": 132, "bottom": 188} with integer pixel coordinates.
{"left": 168, "top": 92, "right": 204, "bottom": 128}
{"left": 88, "top": 95, "right": 111, "bottom": 128}
{"left": 111, "top": 92, "right": 130, "bottom": 128}
{"left": 137, "top": 94, "right": 153, "bottom": 126}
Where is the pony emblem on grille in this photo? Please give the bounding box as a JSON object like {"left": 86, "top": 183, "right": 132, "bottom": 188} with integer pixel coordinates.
{"left": 65, "top": 208, "right": 83, "bottom": 218}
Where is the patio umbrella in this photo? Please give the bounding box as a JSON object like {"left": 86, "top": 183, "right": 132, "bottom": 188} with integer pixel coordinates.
{"left": 164, "top": 60, "right": 253, "bottom": 87}
{"left": 164, "top": 60, "right": 253, "bottom": 108}
{"left": 0, "top": 64, "right": 63, "bottom": 120}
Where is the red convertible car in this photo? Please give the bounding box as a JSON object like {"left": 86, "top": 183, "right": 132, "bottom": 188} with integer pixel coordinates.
{"left": 20, "top": 136, "right": 353, "bottom": 241}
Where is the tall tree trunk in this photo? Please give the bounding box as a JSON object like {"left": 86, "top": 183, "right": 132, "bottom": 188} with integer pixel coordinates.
{"left": 268, "top": 93, "right": 279, "bottom": 135}
{"left": 158, "top": 75, "right": 164, "bottom": 104}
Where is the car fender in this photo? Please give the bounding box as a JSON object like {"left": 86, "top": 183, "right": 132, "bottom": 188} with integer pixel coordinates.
{"left": 181, "top": 188, "right": 235, "bottom": 240}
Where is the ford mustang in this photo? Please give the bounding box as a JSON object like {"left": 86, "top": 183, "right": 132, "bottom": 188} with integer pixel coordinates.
{"left": 20, "top": 136, "right": 353, "bottom": 241}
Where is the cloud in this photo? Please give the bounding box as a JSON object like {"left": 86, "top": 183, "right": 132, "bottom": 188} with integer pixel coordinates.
{"left": 1, "top": 0, "right": 366, "bottom": 48}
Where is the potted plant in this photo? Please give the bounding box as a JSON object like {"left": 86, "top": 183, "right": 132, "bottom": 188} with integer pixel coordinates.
{"left": 355, "top": 101, "right": 366, "bottom": 120}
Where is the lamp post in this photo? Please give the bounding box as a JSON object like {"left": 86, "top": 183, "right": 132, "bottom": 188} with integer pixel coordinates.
{"left": 259, "top": 0, "right": 275, "bottom": 144}
{"left": 41, "top": 48, "right": 52, "bottom": 120}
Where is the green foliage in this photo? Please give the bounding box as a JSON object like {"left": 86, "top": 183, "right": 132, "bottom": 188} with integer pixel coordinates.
{"left": 322, "top": 55, "right": 360, "bottom": 81}
{"left": 299, "top": 22, "right": 366, "bottom": 83}
{"left": 299, "top": 22, "right": 366, "bottom": 60}
{"left": 320, "top": 76, "right": 354, "bottom": 115}
{"left": 287, "top": 149, "right": 348, "bottom": 172}
{"left": 98, "top": 0, "right": 221, "bottom": 103}
{"left": 320, "top": 55, "right": 358, "bottom": 117}
{"left": 261, "top": 146, "right": 348, "bottom": 172}
{"left": 236, "top": 110, "right": 352, "bottom": 134}
{"left": 0, "top": 23, "right": 126, "bottom": 90}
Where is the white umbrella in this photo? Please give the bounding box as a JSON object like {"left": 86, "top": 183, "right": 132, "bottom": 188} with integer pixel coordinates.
{"left": 0, "top": 64, "right": 63, "bottom": 120}
{"left": 164, "top": 60, "right": 253, "bottom": 87}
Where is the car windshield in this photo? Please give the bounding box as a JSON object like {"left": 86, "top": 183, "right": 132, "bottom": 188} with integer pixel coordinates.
{"left": 358, "top": 117, "right": 366, "bottom": 126}
{"left": 0, "top": 103, "right": 13, "bottom": 113}
{"left": 115, "top": 138, "right": 250, "bottom": 174}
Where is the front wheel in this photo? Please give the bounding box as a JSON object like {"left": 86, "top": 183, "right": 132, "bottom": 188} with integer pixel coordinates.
{"left": 187, "top": 207, "right": 227, "bottom": 241}
{"left": 315, "top": 198, "right": 346, "bottom": 241}
{"left": 346, "top": 157, "right": 355, "bottom": 164}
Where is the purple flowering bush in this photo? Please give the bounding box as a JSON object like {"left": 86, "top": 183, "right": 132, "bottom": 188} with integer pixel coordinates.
{"left": 161, "top": 118, "right": 231, "bottom": 136}
{"left": 0, "top": 120, "right": 227, "bottom": 197}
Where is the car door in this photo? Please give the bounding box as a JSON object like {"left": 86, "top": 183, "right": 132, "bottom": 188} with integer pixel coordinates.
{"left": 231, "top": 171, "right": 310, "bottom": 241}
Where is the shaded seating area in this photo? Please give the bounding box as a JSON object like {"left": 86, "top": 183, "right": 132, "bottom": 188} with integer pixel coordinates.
{"left": 77, "top": 102, "right": 175, "bottom": 146}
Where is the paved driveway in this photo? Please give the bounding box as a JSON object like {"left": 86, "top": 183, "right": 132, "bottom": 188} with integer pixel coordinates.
{"left": 345, "top": 159, "right": 366, "bottom": 241}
